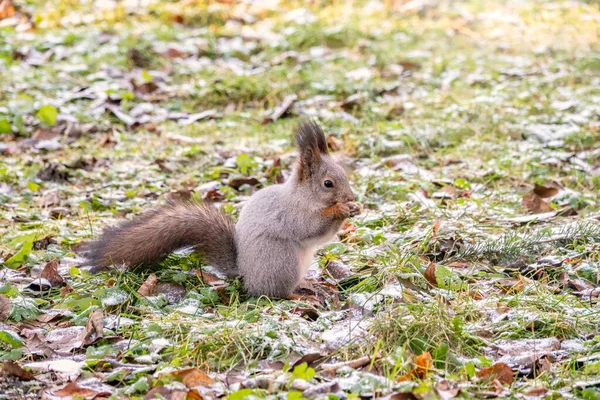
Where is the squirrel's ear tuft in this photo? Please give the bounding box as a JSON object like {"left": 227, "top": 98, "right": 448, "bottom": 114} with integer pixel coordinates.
{"left": 294, "top": 119, "right": 329, "bottom": 156}
{"left": 294, "top": 120, "right": 328, "bottom": 181}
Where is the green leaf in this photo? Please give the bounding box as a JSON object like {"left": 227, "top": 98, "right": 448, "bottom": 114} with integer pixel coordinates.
{"left": 292, "top": 363, "right": 316, "bottom": 381}
{"left": 236, "top": 153, "right": 257, "bottom": 175}
{"left": 4, "top": 240, "right": 34, "bottom": 269}
{"left": 435, "top": 265, "right": 461, "bottom": 290}
{"left": 37, "top": 105, "right": 58, "bottom": 127}
{"left": 0, "top": 330, "right": 25, "bottom": 349}
{"left": 0, "top": 119, "right": 11, "bottom": 134}
{"left": 27, "top": 181, "right": 39, "bottom": 192}
{"left": 10, "top": 297, "right": 40, "bottom": 322}
{"left": 464, "top": 362, "right": 476, "bottom": 379}
{"left": 287, "top": 392, "right": 306, "bottom": 400}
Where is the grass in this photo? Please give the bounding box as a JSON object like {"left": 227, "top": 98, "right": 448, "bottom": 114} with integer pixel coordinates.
{"left": 1, "top": 0, "right": 600, "bottom": 398}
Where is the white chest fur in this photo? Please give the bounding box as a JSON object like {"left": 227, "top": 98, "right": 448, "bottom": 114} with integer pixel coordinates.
{"left": 298, "top": 230, "right": 338, "bottom": 276}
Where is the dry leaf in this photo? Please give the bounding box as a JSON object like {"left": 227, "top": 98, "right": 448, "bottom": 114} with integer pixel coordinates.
{"left": 524, "top": 387, "right": 548, "bottom": 396}
{"left": 533, "top": 184, "right": 559, "bottom": 198}
{"left": 522, "top": 192, "right": 553, "bottom": 214}
{"left": 0, "top": 0, "right": 15, "bottom": 20}
{"left": 52, "top": 381, "right": 109, "bottom": 398}
{"left": 41, "top": 259, "right": 65, "bottom": 287}
{"left": 60, "top": 284, "right": 73, "bottom": 297}
{"left": 477, "top": 362, "right": 514, "bottom": 385}
{"left": 424, "top": 262, "right": 438, "bottom": 287}
{"left": 193, "top": 270, "right": 223, "bottom": 284}
{"left": 398, "top": 352, "right": 433, "bottom": 381}
{"left": 82, "top": 309, "right": 104, "bottom": 346}
{"left": 0, "top": 295, "right": 11, "bottom": 321}
{"left": 138, "top": 273, "right": 159, "bottom": 297}
{"left": 161, "top": 367, "right": 215, "bottom": 388}
{"left": 2, "top": 361, "right": 36, "bottom": 380}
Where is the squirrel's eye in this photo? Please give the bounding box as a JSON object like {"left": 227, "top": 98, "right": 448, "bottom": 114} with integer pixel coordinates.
{"left": 324, "top": 180, "right": 334, "bottom": 188}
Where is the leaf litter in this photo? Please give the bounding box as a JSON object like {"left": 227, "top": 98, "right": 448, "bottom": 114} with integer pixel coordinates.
{"left": 0, "top": 0, "right": 600, "bottom": 398}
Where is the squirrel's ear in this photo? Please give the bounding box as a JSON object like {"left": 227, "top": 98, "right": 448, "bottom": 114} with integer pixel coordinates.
{"left": 294, "top": 120, "right": 328, "bottom": 180}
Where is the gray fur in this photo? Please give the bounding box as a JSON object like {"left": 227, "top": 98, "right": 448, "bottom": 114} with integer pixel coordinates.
{"left": 83, "top": 120, "right": 359, "bottom": 298}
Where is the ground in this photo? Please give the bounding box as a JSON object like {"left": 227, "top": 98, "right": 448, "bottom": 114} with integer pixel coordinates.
{"left": 0, "top": 0, "right": 600, "bottom": 399}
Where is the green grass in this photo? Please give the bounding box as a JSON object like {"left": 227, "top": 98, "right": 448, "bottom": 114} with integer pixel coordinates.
{"left": 1, "top": 0, "right": 600, "bottom": 398}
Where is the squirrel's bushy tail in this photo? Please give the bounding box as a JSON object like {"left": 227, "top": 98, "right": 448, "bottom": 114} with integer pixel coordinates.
{"left": 83, "top": 201, "right": 237, "bottom": 275}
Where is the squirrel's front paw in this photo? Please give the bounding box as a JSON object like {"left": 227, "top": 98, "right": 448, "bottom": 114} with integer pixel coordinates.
{"left": 345, "top": 202, "right": 361, "bottom": 217}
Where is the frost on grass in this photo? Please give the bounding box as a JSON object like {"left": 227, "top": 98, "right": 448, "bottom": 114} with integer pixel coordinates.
{"left": 1, "top": 0, "right": 600, "bottom": 398}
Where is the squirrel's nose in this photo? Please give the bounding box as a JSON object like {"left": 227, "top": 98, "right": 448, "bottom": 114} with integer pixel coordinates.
{"left": 345, "top": 193, "right": 355, "bottom": 203}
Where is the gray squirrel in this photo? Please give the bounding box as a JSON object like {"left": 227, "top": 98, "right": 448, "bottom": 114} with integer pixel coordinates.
{"left": 84, "top": 120, "right": 361, "bottom": 298}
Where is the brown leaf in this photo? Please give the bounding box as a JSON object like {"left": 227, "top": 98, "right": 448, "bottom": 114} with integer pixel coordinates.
{"left": 41, "top": 259, "right": 65, "bottom": 287}
{"left": 522, "top": 192, "right": 553, "bottom": 214}
{"left": 82, "top": 309, "right": 104, "bottom": 346}
{"left": 153, "top": 282, "right": 187, "bottom": 304}
{"left": 324, "top": 259, "right": 353, "bottom": 282}
{"left": 60, "top": 284, "right": 73, "bottom": 297}
{"left": 162, "top": 367, "right": 215, "bottom": 388}
{"left": 291, "top": 353, "right": 325, "bottom": 369}
{"left": 524, "top": 387, "right": 548, "bottom": 396}
{"left": 424, "top": 262, "right": 438, "bottom": 287}
{"left": 33, "top": 234, "right": 57, "bottom": 250}
{"left": 2, "top": 361, "right": 36, "bottom": 380}
{"left": 398, "top": 352, "right": 433, "bottom": 382}
{"left": 0, "top": 295, "right": 11, "bottom": 321}
{"left": 193, "top": 270, "right": 223, "bottom": 284}
{"left": 477, "top": 362, "right": 514, "bottom": 386}
{"left": 0, "top": 0, "right": 15, "bottom": 20}
{"left": 52, "top": 381, "right": 108, "bottom": 398}
{"left": 266, "top": 157, "right": 285, "bottom": 184}
{"left": 533, "top": 184, "right": 559, "bottom": 198}
{"left": 228, "top": 177, "right": 260, "bottom": 190}
{"left": 138, "top": 273, "right": 159, "bottom": 297}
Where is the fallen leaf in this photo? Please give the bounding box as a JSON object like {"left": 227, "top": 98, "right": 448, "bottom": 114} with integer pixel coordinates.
{"left": 161, "top": 367, "right": 215, "bottom": 387}
{"left": 324, "top": 259, "right": 353, "bottom": 282}
{"left": 41, "top": 259, "right": 65, "bottom": 287}
{"left": 291, "top": 353, "right": 325, "bottom": 369}
{"left": 524, "top": 387, "right": 548, "bottom": 396}
{"left": 60, "top": 285, "right": 73, "bottom": 297}
{"left": 228, "top": 177, "right": 260, "bottom": 190}
{"left": 2, "top": 361, "right": 36, "bottom": 380}
{"left": 153, "top": 282, "right": 187, "bottom": 304}
{"left": 24, "top": 359, "right": 85, "bottom": 381}
{"left": 522, "top": 192, "right": 553, "bottom": 214}
{"left": 398, "top": 352, "right": 433, "bottom": 381}
{"left": 533, "top": 184, "right": 559, "bottom": 198}
{"left": 0, "top": 295, "right": 11, "bottom": 321}
{"left": 138, "top": 273, "right": 159, "bottom": 297}
{"left": 424, "top": 262, "right": 438, "bottom": 287}
{"left": 82, "top": 309, "right": 104, "bottom": 346}
{"left": 52, "top": 381, "right": 109, "bottom": 398}
{"left": 0, "top": 0, "right": 15, "bottom": 20}
{"left": 477, "top": 362, "right": 514, "bottom": 386}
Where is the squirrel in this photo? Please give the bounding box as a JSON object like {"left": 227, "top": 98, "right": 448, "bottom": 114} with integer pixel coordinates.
{"left": 83, "top": 120, "right": 361, "bottom": 298}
